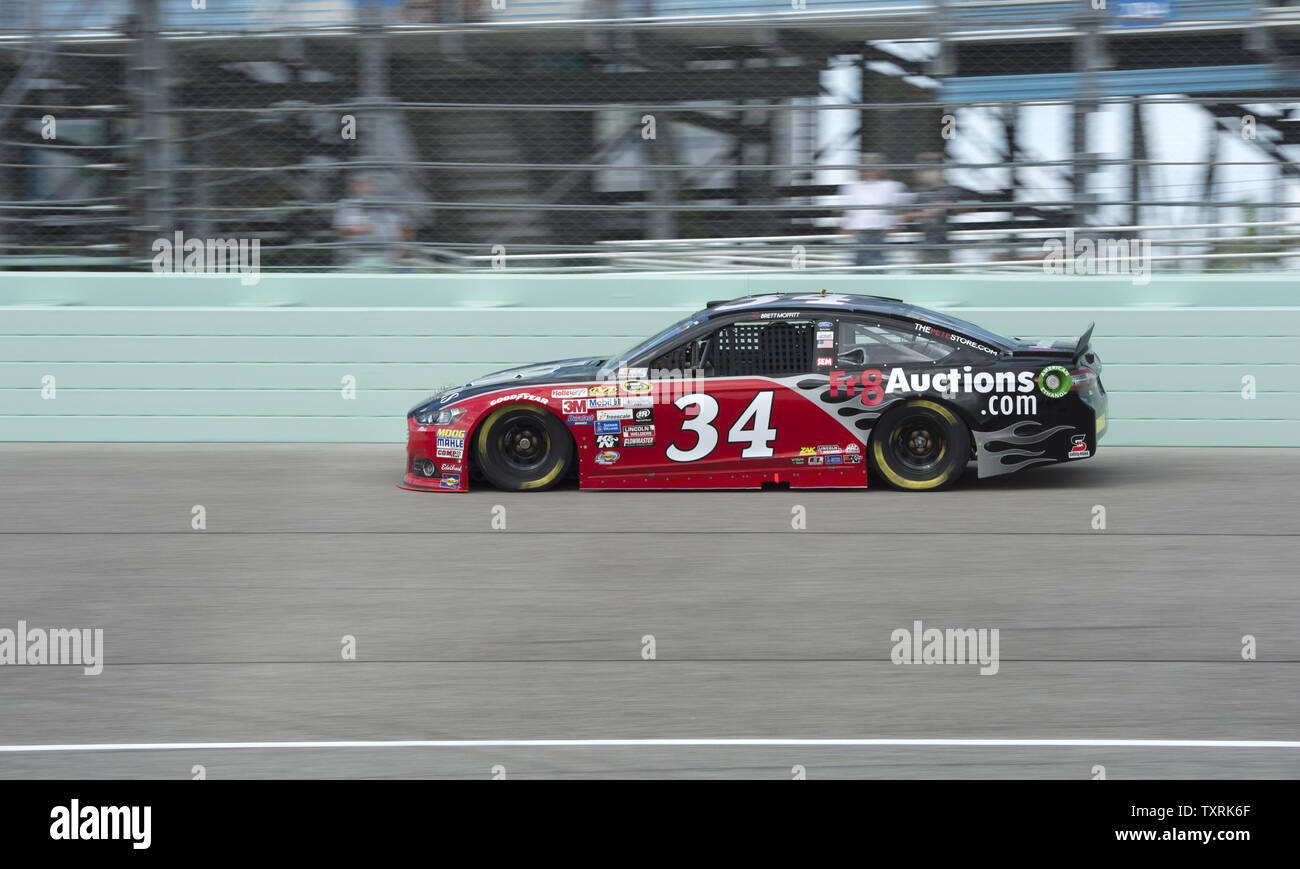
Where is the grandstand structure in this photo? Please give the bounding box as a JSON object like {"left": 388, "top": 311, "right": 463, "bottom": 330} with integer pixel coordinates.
{"left": 0, "top": 0, "right": 1297, "bottom": 270}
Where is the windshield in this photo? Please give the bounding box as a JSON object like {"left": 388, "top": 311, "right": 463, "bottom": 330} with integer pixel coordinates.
{"left": 599, "top": 313, "right": 700, "bottom": 373}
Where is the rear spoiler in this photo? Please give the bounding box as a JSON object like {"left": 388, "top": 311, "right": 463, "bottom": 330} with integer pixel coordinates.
{"left": 1074, "top": 322, "right": 1095, "bottom": 360}
{"left": 1006, "top": 321, "right": 1096, "bottom": 362}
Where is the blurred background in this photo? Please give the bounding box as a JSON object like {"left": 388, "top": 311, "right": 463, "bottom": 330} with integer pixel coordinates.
{"left": 1, "top": 0, "right": 1299, "bottom": 273}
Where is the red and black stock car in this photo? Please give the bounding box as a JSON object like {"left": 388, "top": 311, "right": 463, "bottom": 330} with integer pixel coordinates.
{"left": 400, "top": 293, "right": 1107, "bottom": 493}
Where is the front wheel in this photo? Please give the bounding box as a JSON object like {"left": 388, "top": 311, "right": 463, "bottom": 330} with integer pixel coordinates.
{"left": 868, "top": 399, "right": 970, "bottom": 491}
{"left": 475, "top": 404, "right": 573, "bottom": 492}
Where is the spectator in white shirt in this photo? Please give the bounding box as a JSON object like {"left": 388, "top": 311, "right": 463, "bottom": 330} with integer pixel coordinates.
{"left": 839, "top": 156, "right": 910, "bottom": 268}
{"left": 333, "top": 174, "right": 412, "bottom": 270}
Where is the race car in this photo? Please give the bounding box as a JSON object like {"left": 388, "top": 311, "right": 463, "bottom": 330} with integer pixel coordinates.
{"left": 401, "top": 293, "right": 1107, "bottom": 492}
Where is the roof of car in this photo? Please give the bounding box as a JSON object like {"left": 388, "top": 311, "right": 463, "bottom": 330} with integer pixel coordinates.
{"left": 694, "top": 293, "right": 1013, "bottom": 348}
{"left": 698, "top": 293, "right": 916, "bottom": 321}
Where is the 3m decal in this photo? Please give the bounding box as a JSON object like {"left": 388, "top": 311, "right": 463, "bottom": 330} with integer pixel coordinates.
{"left": 561, "top": 399, "right": 588, "bottom": 414}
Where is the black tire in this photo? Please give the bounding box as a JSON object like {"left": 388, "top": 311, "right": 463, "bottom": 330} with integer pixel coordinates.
{"left": 868, "top": 399, "right": 970, "bottom": 491}
{"left": 474, "top": 403, "right": 573, "bottom": 492}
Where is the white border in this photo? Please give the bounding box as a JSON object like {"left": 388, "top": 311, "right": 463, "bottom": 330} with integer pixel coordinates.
{"left": 3, "top": 738, "right": 1299, "bottom": 753}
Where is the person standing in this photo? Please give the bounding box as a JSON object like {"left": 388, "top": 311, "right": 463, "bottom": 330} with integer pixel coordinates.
{"left": 838, "top": 155, "right": 909, "bottom": 268}
{"left": 332, "top": 173, "right": 412, "bottom": 271}
{"left": 901, "top": 152, "right": 960, "bottom": 265}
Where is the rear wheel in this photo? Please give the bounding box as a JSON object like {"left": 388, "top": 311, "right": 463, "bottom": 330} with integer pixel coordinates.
{"left": 475, "top": 404, "right": 572, "bottom": 492}
{"left": 869, "top": 399, "right": 969, "bottom": 491}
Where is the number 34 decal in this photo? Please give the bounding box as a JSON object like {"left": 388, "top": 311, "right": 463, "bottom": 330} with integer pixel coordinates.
{"left": 666, "top": 392, "right": 777, "bottom": 462}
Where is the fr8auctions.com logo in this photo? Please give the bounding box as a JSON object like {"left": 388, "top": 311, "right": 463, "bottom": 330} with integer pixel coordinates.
{"left": 829, "top": 366, "right": 1047, "bottom": 404}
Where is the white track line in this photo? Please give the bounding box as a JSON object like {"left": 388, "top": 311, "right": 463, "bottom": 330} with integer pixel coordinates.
{"left": 3, "top": 738, "right": 1300, "bottom": 753}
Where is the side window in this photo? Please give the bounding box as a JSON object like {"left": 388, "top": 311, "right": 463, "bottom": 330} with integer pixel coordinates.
{"left": 712, "top": 319, "right": 813, "bottom": 377}
{"left": 836, "top": 318, "right": 958, "bottom": 367}
{"left": 649, "top": 333, "right": 712, "bottom": 375}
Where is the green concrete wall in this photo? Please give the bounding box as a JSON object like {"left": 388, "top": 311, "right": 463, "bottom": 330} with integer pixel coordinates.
{"left": 2, "top": 273, "right": 1296, "bottom": 445}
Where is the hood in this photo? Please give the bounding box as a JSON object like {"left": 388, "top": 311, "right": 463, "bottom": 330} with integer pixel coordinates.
{"left": 409, "top": 356, "right": 606, "bottom": 416}
{"left": 465, "top": 356, "right": 605, "bottom": 388}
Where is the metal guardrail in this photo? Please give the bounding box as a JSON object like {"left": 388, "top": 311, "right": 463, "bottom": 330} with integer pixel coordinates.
{"left": 2, "top": 0, "right": 1298, "bottom": 274}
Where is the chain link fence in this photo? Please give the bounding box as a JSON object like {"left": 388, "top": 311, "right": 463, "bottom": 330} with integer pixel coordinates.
{"left": 2, "top": 0, "right": 1299, "bottom": 273}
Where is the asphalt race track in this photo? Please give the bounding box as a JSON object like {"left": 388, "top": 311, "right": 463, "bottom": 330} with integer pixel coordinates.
{"left": 1, "top": 444, "right": 1297, "bottom": 779}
